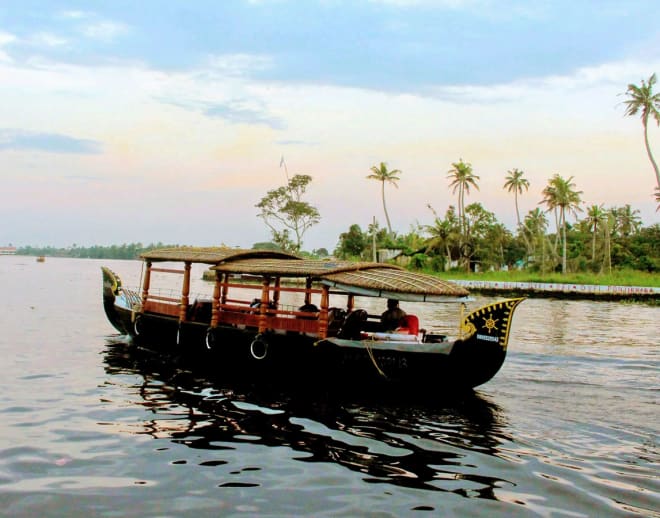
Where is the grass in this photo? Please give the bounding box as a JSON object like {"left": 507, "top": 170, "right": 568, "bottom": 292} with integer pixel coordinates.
{"left": 427, "top": 268, "right": 660, "bottom": 288}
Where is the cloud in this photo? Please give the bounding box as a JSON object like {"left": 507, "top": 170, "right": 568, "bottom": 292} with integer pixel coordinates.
{"left": 203, "top": 99, "right": 285, "bottom": 129}
{"left": 29, "top": 32, "right": 68, "bottom": 48}
{"left": 205, "top": 53, "right": 274, "bottom": 78}
{"left": 0, "top": 129, "right": 102, "bottom": 154}
{"left": 80, "top": 21, "right": 128, "bottom": 41}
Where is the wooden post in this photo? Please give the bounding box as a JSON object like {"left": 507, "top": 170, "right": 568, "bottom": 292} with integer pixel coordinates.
{"left": 273, "top": 277, "right": 281, "bottom": 308}
{"left": 347, "top": 294, "right": 355, "bottom": 313}
{"left": 318, "top": 285, "right": 329, "bottom": 338}
{"left": 304, "top": 277, "right": 312, "bottom": 305}
{"left": 179, "top": 261, "right": 191, "bottom": 323}
{"left": 258, "top": 277, "right": 270, "bottom": 334}
{"left": 141, "top": 260, "right": 152, "bottom": 308}
{"left": 221, "top": 273, "right": 229, "bottom": 305}
{"left": 210, "top": 271, "right": 221, "bottom": 328}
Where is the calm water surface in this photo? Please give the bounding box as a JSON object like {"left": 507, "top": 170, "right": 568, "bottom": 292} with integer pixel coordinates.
{"left": 0, "top": 257, "right": 658, "bottom": 517}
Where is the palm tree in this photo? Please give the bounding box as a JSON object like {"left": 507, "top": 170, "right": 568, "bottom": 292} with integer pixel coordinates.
{"left": 540, "top": 174, "right": 583, "bottom": 274}
{"left": 447, "top": 159, "right": 480, "bottom": 238}
{"left": 613, "top": 204, "right": 642, "bottom": 237}
{"left": 503, "top": 168, "right": 530, "bottom": 253}
{"left": 586, "top": 204, "right": 605, "bottom": 262}
{"left": 655, "top": 186, "right": 660, "bottom": 212}
{"left": 426, "top": 204, "right": 460, "bottom": 269}
{"left": 524, "top": 208, "right": 550, "bottom": 271}
{"left": 367, "top": 162, "right": 402, "bottom": 235}
{"left": 622, "top": 73, "right": 660, "bottom": 189}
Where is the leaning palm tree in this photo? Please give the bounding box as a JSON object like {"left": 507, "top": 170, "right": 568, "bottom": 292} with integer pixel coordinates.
{"left": 367, "top": 162, "right": 402, "bottom": 235}
{"left": 622, "top": 73, "right": 660, "bottom": 189}
{"left": 540, "top": 174, "right": 583, "bottom": 274}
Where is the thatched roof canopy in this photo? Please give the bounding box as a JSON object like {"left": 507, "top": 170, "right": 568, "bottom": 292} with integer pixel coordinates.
{"left": 320, "top": 268, "right": 469, "bottom": 298}
{"left": 140, "top": 248, "right": 468, "bottom": 300}
{"left": 211, "top": 258, "right": 394, "bottom": 276}
{"left": 140, "top": 247, "right": 299, "bottom": 264}
{"left": 212, "top": 258, "right": 469, "bottom": 299}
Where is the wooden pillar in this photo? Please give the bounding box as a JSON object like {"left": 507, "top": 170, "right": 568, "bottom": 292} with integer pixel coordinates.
{"left": 179, "top": 261, "right": 191, "bottom": 323}
{"left": 318, "top": 285, "right": 330, "bottom": 338}
{"left": 258, "top": 277, "right": 270, "bottom": 334}
{"left": 210, "top": 271, "right": 221, "bottom": 328}
{"left": 273, "top": 277, "right": 281, "bottom": 307}
{"left": 221, "top": 273, "right": 229, "bottom": 305}
{"left": 347, "top": 294, "right": 354, "bottom": 313}
{"left": 304, "top": 278, "right": 312, "bottom": 305}
{"left": 141, "top": 260, "right": 152, "bottom": 308}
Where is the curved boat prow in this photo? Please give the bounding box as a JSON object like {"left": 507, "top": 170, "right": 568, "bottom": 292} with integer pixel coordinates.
{"left": 447, "top": 297, "right": 525, "bottom": 388}
{"left": 101, "top": 266, "right": 127, "bottom": 333}
{"left": 461, "top": 297, "right": 525, "bottom": 350}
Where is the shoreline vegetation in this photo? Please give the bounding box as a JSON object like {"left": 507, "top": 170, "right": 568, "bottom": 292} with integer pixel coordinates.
{"left": 9, "top": 246, "right": 657, "bottom": 303}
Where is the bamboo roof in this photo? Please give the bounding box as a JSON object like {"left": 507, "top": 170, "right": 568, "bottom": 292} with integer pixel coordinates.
{"left": 140, "top": 247, "right": 468, "bottom": 299}
{"left": 140, "top": 247, "right": 299, "bottom": 264}
{"left": 212, "top": 258, "right": 469, "bottom": 298}
{"left": 320, "top": 269, "right": 469, "bottom": 298}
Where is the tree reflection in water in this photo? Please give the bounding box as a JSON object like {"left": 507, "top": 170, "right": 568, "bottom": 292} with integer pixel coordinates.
{"left": 102, "top": 341, "right": 515, "bottom": 500}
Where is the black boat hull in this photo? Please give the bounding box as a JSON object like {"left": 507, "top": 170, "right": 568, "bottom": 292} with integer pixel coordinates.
{"left": 103, "top": 290, "right": 524, "bottom": 390}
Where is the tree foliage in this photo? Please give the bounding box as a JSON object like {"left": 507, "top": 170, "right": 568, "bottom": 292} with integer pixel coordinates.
{"left": 366, "top": 162, "right": 402, "bottom": 235}
{"left": 255, "top": 174, "right": 320, "bottom": 253}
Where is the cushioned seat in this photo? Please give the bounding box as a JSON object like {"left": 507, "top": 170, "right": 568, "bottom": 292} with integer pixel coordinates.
{"left": 399, "top": 314, "right": 419, "bottom": 335}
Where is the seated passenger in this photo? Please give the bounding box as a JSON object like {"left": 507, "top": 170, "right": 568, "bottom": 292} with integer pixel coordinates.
{"left": 380, "top": 299, "right": 407, "bottom": 331}
{"left": 298, "top": 303, "right": 318, "bottom": 320}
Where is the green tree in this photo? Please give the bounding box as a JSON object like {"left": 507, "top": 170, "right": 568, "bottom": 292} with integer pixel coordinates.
{"left": 366, "top": 162, "right": 402, "bottom": 235}
{"left": 447, "top": 159, "right": 480, "bottom": 270}
{"left": 503, "top": 168, "right": 530, "bottom": 252}
{"left": 335, "top": 224, "right": 367, "bottom": 259}
{"left": 523, "top": 208, "right": 553, "bottom": 271}
{"left": 256, "top": 174, "right": 320, "bottom": 253}
{"left": 586, "top": 204, "right": 605, "bottom": 262}
{"left": 622, "top": 73, "right": 660, "bottom": 189}
{"left": 425, "top": 204, "right": 460, "bottom": 270}
{"left": 540, "top": 174, "right": 583, "bottom": 274}
{"left": 611, "top": 204, "right": 642, "bottom": 237}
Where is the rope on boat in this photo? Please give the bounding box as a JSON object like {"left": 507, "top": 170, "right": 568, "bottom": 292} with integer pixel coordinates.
{"left": 364, "top": 337, "right": 388, "bottom": 379}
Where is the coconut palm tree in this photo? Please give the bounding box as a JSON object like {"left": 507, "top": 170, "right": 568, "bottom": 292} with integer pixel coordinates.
{"left": 586, "top": 204, "right": 605, "bottom": 262}
{"left": 622, "top": 73, "right": 660, "bottom": 189}
{"left": 612, "top": 204, "right": 642, "bottom": 237}
{"left": 540, "top": 174, "right": 583, "bottom": 274}
{"left": 426, "top": 204, "right": 460, "bottom": 269}
{"left": 503, "top": 168, "right": 530, "bottom": 254}
{"left": 447, "top": 159, "right": 480, "bottom": 271}
{"left": 524, "top": 208, "right": 550, "bottom": 272}
{"left": 367, "top": 162, "right": 402, "bottom": 235}
{"left": 447, "top": 159, "right": 480, "bottom": 238}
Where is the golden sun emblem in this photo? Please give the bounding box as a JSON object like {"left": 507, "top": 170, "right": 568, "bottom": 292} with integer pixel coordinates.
{"left": 482, "top": 314, "right": 499, "bottom": 334}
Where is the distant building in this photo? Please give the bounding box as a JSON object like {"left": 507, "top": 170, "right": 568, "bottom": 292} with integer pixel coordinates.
{"left": 0, "top": 246, "right": 17, "bottom": 255}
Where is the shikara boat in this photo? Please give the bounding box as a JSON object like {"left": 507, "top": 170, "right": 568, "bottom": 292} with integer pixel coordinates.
{"left": 101, "top": 247, "right": 524, "bottom": 389}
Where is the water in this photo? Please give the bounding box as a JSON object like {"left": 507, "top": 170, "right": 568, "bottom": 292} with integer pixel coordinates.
{"left": 0, "top": 256, "right": 658, "bottom": 517}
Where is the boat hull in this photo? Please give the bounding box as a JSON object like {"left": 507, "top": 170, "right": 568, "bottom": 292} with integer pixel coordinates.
{"left": 103, "top": 292, "right": 524, "bottom": 390}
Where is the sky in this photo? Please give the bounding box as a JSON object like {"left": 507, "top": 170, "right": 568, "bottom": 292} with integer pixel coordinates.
{"left": 1, "top": 0, "right": 659, "bottom": 251}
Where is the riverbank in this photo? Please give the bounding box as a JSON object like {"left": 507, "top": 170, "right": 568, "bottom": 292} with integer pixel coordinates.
{"left": 447, "top": 279, "right": 659, "bottom": 302}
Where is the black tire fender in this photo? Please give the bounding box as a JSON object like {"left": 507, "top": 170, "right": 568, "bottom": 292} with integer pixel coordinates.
{"left": 133, "top": 315, "right": 144, "bottom": 336}
{"left": 250, "top": 335, "right": 268, "bottom": 360}
{"left": 205, "top": 328, "right": 216, "bottom": 350}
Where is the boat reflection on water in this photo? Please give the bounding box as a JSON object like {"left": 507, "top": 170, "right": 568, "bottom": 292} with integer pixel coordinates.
{"left": 102, "top": 340, "right": 515, "bottom": 499}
